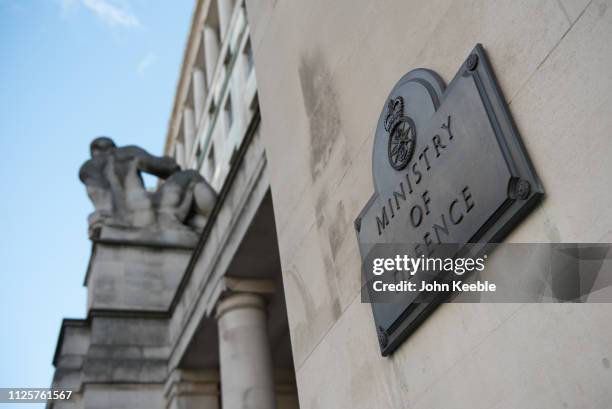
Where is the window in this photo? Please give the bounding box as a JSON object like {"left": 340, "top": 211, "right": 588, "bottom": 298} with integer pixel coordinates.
{"left": 224, "top": 94, "right": 233, "bottom": 131}
{"left": 207, "top": 144, "right": 216, "bottom": 179}
{"left": 224, "top": 48, "right": 233, "bottom": 68}
{"left": 244, "top": 38, "right": 254, "bottom": 77}
{"left": 195, "top": 143, "right": 202, "bottom": 163}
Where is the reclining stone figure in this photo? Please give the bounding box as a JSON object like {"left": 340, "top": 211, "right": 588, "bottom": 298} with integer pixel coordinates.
{"left": 79, "top": 136, "right": 216, "bottom": 237}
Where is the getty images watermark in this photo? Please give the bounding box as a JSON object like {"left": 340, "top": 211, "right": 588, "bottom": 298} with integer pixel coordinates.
{"left": 361, "top": 243, "right": 612, "bottom": 303}
{"left": 371, "top": 253, "right": 494, "bottom": 293}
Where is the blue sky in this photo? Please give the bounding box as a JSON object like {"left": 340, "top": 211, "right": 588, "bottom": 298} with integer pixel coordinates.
{"left": 0, "top": 0, "right": 193, "bottom": 403}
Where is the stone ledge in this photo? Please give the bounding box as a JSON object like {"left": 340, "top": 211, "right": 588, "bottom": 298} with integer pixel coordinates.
{"left": 91, "top": 225, "right": 200, "bottom": 250}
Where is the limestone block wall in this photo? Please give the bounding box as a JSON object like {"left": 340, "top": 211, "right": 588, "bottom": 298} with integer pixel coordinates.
{"left": 50, "top": 317, "right": 169, "bottom": 409}
{"left": 245, "top": 0, "right": 612, "bottom": 408}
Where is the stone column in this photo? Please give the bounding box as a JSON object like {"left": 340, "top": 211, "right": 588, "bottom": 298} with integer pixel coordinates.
{"left": 203, "top": 26, "right": 220, "bottom": 88}
{"left": 175, "top": 141, "right": 185, "bottom": 168}
{"left": 217, "top": 0, "right": 232, "bottom": 40}
{"left": 182, "top": 107, "right": 196, "bottom": 162}
{"left": 192, "top": 67, "right": 206, "bottom": 125}
{"left": 216, "top": 293, "right": 276, "bottom": 409}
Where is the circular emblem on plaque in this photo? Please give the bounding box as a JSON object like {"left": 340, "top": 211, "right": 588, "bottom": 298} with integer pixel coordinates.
{"left": 384, "top": 97, "right": 416, "bottom": 170}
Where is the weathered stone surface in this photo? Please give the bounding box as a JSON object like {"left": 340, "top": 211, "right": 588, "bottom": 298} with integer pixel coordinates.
{"left": 507, "top": 0, "right": 612, "bottom": 243}
{"left": 86, "top": 243, "right": 193, "bottom": 312}
{"left": 81, "top": 385, "right": 165, "bottom": 409}
{"left": 246, "top": 0, "right": 612, "bottom": 407}
{"left": 51, "top": 316, "right": 171, "bottom": 408}
{"left": 164, "top": 369, "right": 219, "bottom": 409}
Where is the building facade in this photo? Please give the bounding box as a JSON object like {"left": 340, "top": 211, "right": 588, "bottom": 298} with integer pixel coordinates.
{"left": 51, "top": 0, "right": 612, "bottom": 408}
{"left": 243, "top": 0, "right": 612, "bottom": 408}
{"left": 52, "top": 0, "right": 298, "bottom": 408}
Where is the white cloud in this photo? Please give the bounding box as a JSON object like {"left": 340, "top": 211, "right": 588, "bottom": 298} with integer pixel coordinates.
{"left": 62, "top": 0, "right": 142, "bottom": 28}
{"left": 53, "top": 0, "right": 142, "bottom": 28}
{"left": 137, "top": 52, "right": 157, "bottom": 76}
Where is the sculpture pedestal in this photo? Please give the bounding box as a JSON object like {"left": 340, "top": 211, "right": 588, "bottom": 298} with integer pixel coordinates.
{"left": 85, "top": 225, "right": 196, "bottom": 313}
{"left": 52, "top": 225, "right": 201, "bottom": 409}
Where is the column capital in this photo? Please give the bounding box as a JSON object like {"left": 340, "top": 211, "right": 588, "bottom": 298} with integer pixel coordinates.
{"left": 205, "top": 277, "right": 275, "bottom": 318}
{"left": 216, "top": 292, "right": 266, "bottom": 319}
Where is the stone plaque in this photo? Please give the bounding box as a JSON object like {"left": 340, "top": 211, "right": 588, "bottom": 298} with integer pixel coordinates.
{"left": 355, "top": 44, "right": 544, "bottom": 356}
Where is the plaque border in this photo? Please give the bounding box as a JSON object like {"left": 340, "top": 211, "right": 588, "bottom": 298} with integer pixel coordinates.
{"left": 357, "top": 44, "right": 545, "bottom": 356}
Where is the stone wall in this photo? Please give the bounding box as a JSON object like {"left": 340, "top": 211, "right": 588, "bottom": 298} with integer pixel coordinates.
{"left": 245, "top": 0, "right": 612, "bottom": 407}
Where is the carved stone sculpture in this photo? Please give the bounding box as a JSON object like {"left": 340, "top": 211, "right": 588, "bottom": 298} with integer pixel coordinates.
{"left": 79, "top": 137, "right": 216, "bottom": 242}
